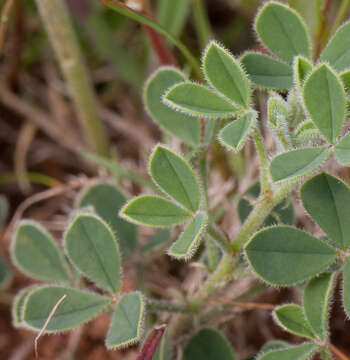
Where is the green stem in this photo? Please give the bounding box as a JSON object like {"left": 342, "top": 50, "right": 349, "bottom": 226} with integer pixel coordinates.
{"left": 100, "top": 0, "right": 201, "bottom": 79}
{"left": 192, "top": 0, "right": 213, "bottom": 50}
{"left": 147, "top": 299, "right": 192, "bottom": 314}
{"left": 35, "top": 0, "right": 109, "bottom": 155}
{"left": 253, "top": 128, "right": 269, "bottom": 194}
{"left": 207, "top": 225, "right": 231, "bottom": 254}
{"left": 331, "top": 0, "right": 350, "bottom": 35}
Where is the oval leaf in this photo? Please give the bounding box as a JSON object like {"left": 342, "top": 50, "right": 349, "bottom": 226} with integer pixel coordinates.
{"left": 144, "top": 67, "right": 200, "bottom": 145}
{"left": 163, "top": 82, "right": 239, "bottom": 119}
{"left": 150, "top": 145, "right": 201, "bottom": 212}
{"left": 121, "top": 195, "right": 191, "bottom": 227}
{"left": 301, "top": 173, "right": 350, "bottom": 249}
{"left": 183, "top": 328, "right": 236, "bottom": 360}
{"left": 255, "top": 2, "right": 310, "bottom": 63}
{"left": 294, "top": 56, "right": 312, "bottom": 89}
{"left": 241, "top": 53, "right": 293, "bottom": 90}
{"left": 269, "top": 147, "right": 329, "bottom": 183}
{"left": 77, "top": 183, "right": 137, "bottom": 255}
{"left": 335, "top": 131, "right": 350, "bottom": 166}
{"left": 303, "top": 64, "right": 346, "bottom": 144}
{"left": 64, "top": 214, "right": 122, "bottom": 294}
{"left": 342, "top": 257, "right": 350, "bottom": 317}
{"left": 274, "top": 304, "right": 314, "bottom": 339}
{"left": 258, "top": 343, "right": 316, "bottom": 360}
{"left": 11, "top": 220, "right": 70, "bottom": 282}
{"left": 320, "top": 21, "right": 350, "bottom": 72}
{"left": 23, "top": 286, "right": 111, "bottom": 333}
{"left": 218, "top": 111, "right": 256, "bottom": 152}
{"left": 106, "top": 291, "right": 145, "bottom": 349}
{"left": 168, "top": 212, "right": 207, "bottom": 260}
{"left": 303, "top": 272, "right": 335, "bottom": 340}
{"left": 12, "top": 285, "right": 37, "bottom": 327}
{"left": 203, "top": 41, "right": 250, "bottom": 108}
{"left": 245, "top": 226, "right": 337, "bottom": 286}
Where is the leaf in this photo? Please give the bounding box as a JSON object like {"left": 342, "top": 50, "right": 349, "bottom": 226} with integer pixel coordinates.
{"left": 303, "top": 272, "right": 335, "bottom": 340}
{"left": 183, "top": 328, "right": 236, "bottom": 360}
{"left": 11, "top": 220, "right": 70, "bottom": 282}
{"left": 168, "top": 212, "right": 207, "bottom": 260}
{"left": 269, "top": 147, "right": 329, "bottom": 183}
{"left": 121, "top": 195, "right": 191, "bottom": 227}
{"left": 23, "top": 286, "right": 111, "bottom": 333}
{"left": 0, "top": 194, "right": 8, "bottom": 227}
{"left": 163, "top": 82, "right": 239, "bottom": 119}
{"left": 301, "top": 173, "right": 350, "bottom": 249}
{"left": 260, "top": 341, "right": 289, "bottom": 354}
{"left": 241, "top": 52, "right": 293, "bottom": 90}
{"left": 218, "top": 111, "right": 256, "bottom": 152}
{"left": 138, "top": 325, "right": 169, "bottom": 360}
{"left": 341, "top": 70, "right": 350, "bottom": 95}
{"left": 294, "top": 56, "right": 312, "bottom": 89}
{"left": 342, "top": 256, "right": 350, "bottom": 317}
{"left": 257, "top": 343, "right": 316, "bottom": 360}
{"left": 12, "top": 285, "right": 37, "bottom": 327}
{"left": 238, "top": 182, "right": 294, "bottom": 227}
{"left": 255, "top": 1, "right": 310, "bottom": 64}
{"left": 64, "top": 214, "right": 122, "bottom": 294}
{"left": 144, "top": 67, "right": 200, "bottom": 146}
{"left": 77, "top": 182, "right": 137, "bottom": 255}
{"left": 303, "top": 64, "right": 346, "bottom": 144}
{"left": 150, "top": 145, "right": 201, "bottom": 212}
{"left": 320, "top": 21, "right": 350, "bottom": 72}
{"left": 152, "top": 328, "right": 172, "bottom": 360}
{"left": 203, "top": 41, "right": 250, "bottom": 108}
{"left": 106, "top": 291, "right": 145, "bottom": 349}
{"left": 244, "top": 226, "right": 337, "bottom": 286}
{"left": 335, "top": 131, "right": 350, "bottom": 166}
{"left": 0, "top": 257, "right": 11, "bottom": 289}
{"left": 273, "top": 304, "right": 314, "bottom": 339}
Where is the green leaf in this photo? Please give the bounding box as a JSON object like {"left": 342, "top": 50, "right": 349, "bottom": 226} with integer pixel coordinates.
{"left": 341, "top": 70, "right": 350, "bottom": 95}
{"left": 163, "top": 82, "right": 239, "bottom": 119}
{"left": 0, "top": 257, "right": 11, "bottom": 289}
{"left": 257, "top": 343, "right": 316, "bottom": 360}
{"left": 105, "top": 291, "right": 145, "bottom": 349}
{"left": 168, "top": 212, "right": 207, "bottom": 260}
{"left": 342, "top": 256, "right": 350, "bottom": 317}
{"left": 203, "top": 41, "right": 250, "bottom": 108}
{"left": 244, "top": 226, "right": 337, "bottom": 286}
{"left": 23, "top": 285, "right": 111, "bottom": 333}
{"left": 303, "top": 272, "right": 335, "bottom": 340}
{"left": 0, "top": 194, "right": 8, "bottom": 227}
{"left": 77, "top": 182, "right": 137, "bottom": 255}
{"left": 144, "top": 67, "right": 200, "bottom": 146}
{"left": 218, "top": 111, "right": 256, "bottom": 152}
{"left": 11, "top": 220, "right": 70, "bottom": 282}
{"left": 273, "top": 304, "right": 314, "bottom": 339}
{"left": 64, "top": 214, "right": 122, "bottom": 294}
{"left": 335, "top": 131, "right": 350, "bottom": 166}
{"left": 294, "top": 56, "right": 312, "bottom": 89}
{"left": 183, "top": 328, "right": 236, "bottom": 360}
{"left": 301, "top": 173, "right": 350, "bottom": 249}
{"left": 153, "top": 328, "right": 172, "bottom": 360}
{"left": 260, "top": 341, "right": 289, "bottom": 354}
{"left": 255, "top": 1, "right": 310, "bottom": 63}
{"left": 269, "top": 147, "right": 329, "bottom": 183}
{"left": 238, "top": 182, "right": 294, "bottom": 227}
{"left": 241, "top": 53, "right": 293, "bottom": 90}
{"left": 150, "top": 145, "right": 201, "bottom": 212}
{"left": 12, "top": 285, "right": 37, "bottom": 327}
{"left": 121, "top": 195, "right": 191, "bottom": 227}
{"left": 303, "top": 64, "right": 346, "bottom": 144}
{"left": 320, "top": 21, "right": 350, "bottom": 72}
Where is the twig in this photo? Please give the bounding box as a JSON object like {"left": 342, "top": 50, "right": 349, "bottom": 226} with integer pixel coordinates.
{"left": 210, "top": 297, "right": 276, "bottom": 310}
{"left": 35, "top": 294, "right": 67, "bottom": 360}
{"left": 0, "top": 0, "right": 15, "bottom": 54}
{"left": 329, "top": 344, "right": 350, "bottom": 360}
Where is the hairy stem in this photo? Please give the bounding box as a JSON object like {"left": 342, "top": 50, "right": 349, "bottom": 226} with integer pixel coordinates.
{"left": 253, "top": 128, "right": 269, "bottom": 194}
{"left": 35, "top": 0, "right": 109, "bottom": 155}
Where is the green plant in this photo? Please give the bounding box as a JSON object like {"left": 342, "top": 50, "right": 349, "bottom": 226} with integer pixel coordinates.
{"left": 10, "top": 1, "right": 350, "bottom": 358}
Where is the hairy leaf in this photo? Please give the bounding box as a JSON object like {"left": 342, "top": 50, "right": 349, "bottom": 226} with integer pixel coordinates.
{"left": 343, "top": 257, "right": 350, "bottom": 317}
{"left": 163, "top": 82, "right": 239, "bottom": 118}
{"left": 150, "top": 145, "right": 201, "bottom": 212}
{"left": 257, "top": 343, "right": 316, "bottom": 360}
{"left": 144, "top": 67, "right": 200, "bottom": 145}
{"left": 203, "top": 41, "right": 250, "bottom": 108}
{"left": 241, "top": 53, "right": 293, "bottom": 89}
{"left": 11, "top": 220, "right": 70, "bottom": 282}
{"left": 335, "top": 131, "right": 350, "bottom": 166}
{"left": 12, "top": 285, "right": 37, "bottom": 327}
{"left": 121, "top": 195, "right": 191, "bottom": 227}
{"left": 245, "top": 226, "right": 337, "bottom": 285}
{"left": 294, "top": 56, "right": 312, "bottom": 89}
{"left": 303, "top": 64, "right": 346, "bottom": 144}
{"left": 64, "top": 214, "right": 122, "bottom": 294}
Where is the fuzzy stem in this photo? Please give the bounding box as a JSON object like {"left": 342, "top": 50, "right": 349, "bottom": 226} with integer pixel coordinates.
{"left": 35, "top": 0, "right": 108, "bottom": 155}
{"left": 253, "top": 128, "right": 269, "bottom": 194}
{"left": 207, "top": 225, "right": 231, "bottom": 255}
